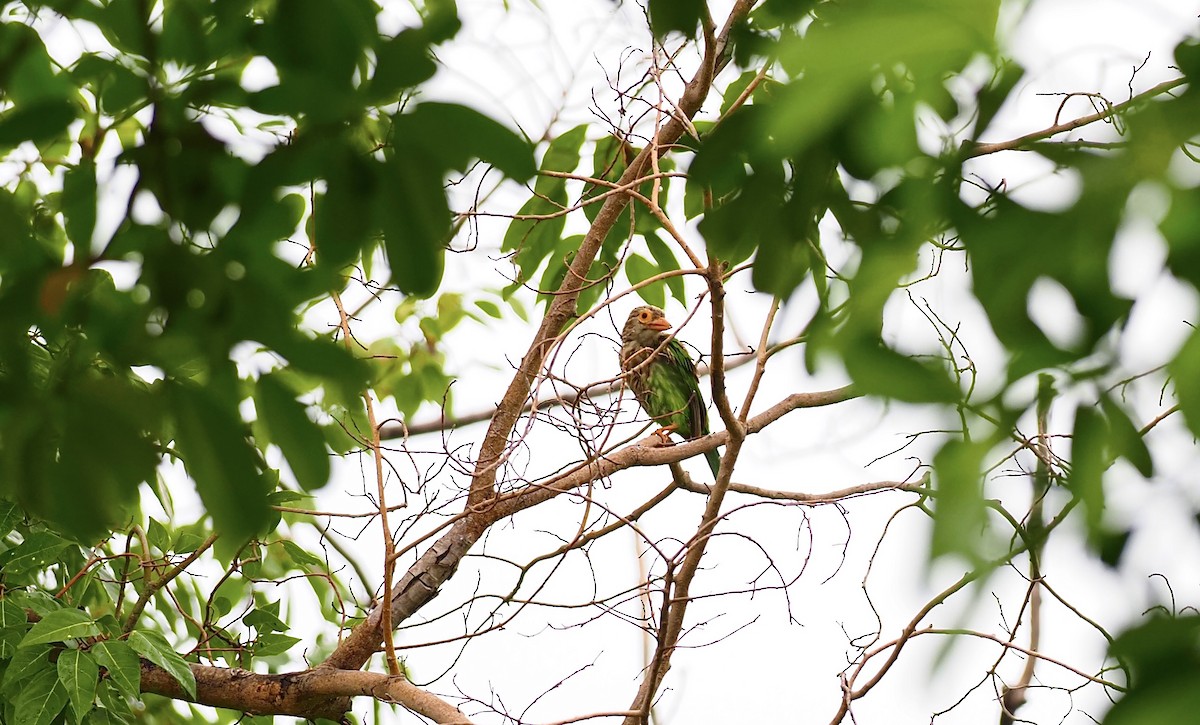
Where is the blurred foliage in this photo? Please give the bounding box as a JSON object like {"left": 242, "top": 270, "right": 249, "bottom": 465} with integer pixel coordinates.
{"left": 0, "top": 0, "right": 533, "bottom": 543}
{"left": 0, "top": 0, "right": 533, "bottom": 720}
{"left": 1104, "top": 614, "right": 1200, "bottom": 725}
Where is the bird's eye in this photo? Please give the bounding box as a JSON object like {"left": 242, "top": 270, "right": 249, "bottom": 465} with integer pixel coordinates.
{"left": 640, "top": 311, "right": 651, "bottom": 321}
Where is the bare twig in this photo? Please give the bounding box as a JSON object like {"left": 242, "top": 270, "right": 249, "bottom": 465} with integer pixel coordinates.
{"left": 967, "top": 76, "right": 1186, "bottom": 157}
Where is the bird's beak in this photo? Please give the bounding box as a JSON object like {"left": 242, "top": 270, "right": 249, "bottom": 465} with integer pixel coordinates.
{"left": 647, "top": 318, "right": 672, "bottom": 331}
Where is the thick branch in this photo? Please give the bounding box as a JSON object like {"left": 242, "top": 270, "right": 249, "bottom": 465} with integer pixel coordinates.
{"left": 139, "top": 661, "right": 470, "bottom": 723}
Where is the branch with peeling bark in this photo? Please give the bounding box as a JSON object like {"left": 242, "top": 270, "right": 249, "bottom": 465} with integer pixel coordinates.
{"left": 140, "top": 660, "right": 471, "bottom": 723}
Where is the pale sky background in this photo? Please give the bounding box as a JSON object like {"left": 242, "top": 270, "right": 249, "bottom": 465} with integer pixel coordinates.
{"left": 17, "top": 1, "right": 1200, "bottom": 723}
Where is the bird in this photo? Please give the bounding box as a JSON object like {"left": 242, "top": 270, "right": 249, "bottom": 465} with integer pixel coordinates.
{"left": 619, "top": 305, "right": 721, "bottom": 477}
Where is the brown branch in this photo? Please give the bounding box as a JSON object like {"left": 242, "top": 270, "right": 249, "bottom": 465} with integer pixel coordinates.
{"left": 921, "top": 629, "right": 1122, "bottom": 690}
{"left": 122, "top": 533, "right": 218, "bottom": 634}
{"left": 139, "top": 660, "right": 471, "bottom": 723}
{"left": 1002, "top": 384, "right": 1051, "bottom": 724}
{"left": 966, "top": 76, "right": 1186, "bottom": 157}
{"left": 831, "top": 495, "right": 1085, "bottom": 725}
{"left": 485, "top": 386, "right": 859, "bottom": 523}
{"left": 332, "top": 289, "right": 403, "bottom": 676}
{"left": 622, "top": 175, "right": 784, "bottom": 720}
{"left": 674, "top": 476, "right": 923, "bottom": 504}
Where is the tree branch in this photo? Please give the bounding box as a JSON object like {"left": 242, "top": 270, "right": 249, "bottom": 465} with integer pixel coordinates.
{"left": 966, "top": 76, "right": 1186, "bottom": 157}
{"left": 139, "top": 660, "right": 471, "bottom": 723}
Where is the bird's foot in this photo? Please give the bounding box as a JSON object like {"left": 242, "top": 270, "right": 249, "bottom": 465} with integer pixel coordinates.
{"left": 653, "top": 425, "right": 678, "bottom": 445}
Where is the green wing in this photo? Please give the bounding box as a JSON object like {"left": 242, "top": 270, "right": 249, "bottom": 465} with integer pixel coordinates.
{"left": 626, "top": 337, "right": 720, "bottom": 477}
{"left": 643, "top": 339, "right": 709, "bottom": 440}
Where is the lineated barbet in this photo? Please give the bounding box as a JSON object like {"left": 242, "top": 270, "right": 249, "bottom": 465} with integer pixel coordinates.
{"left": 619, "top": 305, "right": 720, "bottom": 477}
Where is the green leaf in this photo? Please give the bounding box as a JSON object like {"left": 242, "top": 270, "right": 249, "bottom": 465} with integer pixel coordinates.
{"left": 46, "top": 374, "right": 160, "bottom": 542}
{"left": 771, "top": 0, "right": 999, "bottom": 156}
{"left": 20, "top": 610, "right": 101, "bottom": 648}
{"left": 323, "top": 394, "right": 370, "bottom": 455}
{"left": 253, "top": 633, "right": 301, "bottom": 657}
{"left": 63, "top": 160, "right": 98, "bottom": 261}
{"left": 1100, "top": 395, "right": 1153, "bottom": 477}
{"left": 14, "top": 666, "right": 68, "bottom": 725}
{"left": 271, "top": 336, "right": 371, "bottom": 401}
{"left": 4, "top": 532, "right": 70, "bottom": 577}
{"left": 502, "top": 194, "right": 569, "bottom": 286}
{"left": 267, "top": 490, "right": 313, "bottom": 506}
{"left": 83, "top": 708, "right": 123, "bottom": 725}
{"left": 404, "top": 103, "right": 535, "bottom": 182}
{"left": 168, "top": 381, "right": 272, "bottom": 544}
{"left": 0, "top": 598, "right": 27, "bottom": 630}
{"left": 842, "top": 340, "right": 959, "bottom": 404}
{"left": 370, "top": 28, "right": 437, "bottom": 100}
{"left": 1172, "top": 330, "right": 1200, "bottom": 440}
{"left": 973, "top": 60, "right": 1024, "bottom": 139}
{"left": 147, "top": 518, "right": 171, "bottom": 554}
{"left": 0, "top": 100, "right": 76, "bottom": 147}
{"left": 160, "top": 0, "right": 210, "bottom": 66}
{"left": 626, "top": 253, "right": 665, "bottom": 309}
{"left": 380, "top": 148, "right": 451, "bottom": 298}
{"left": 255, "top": 374, "right": 330, "bottom": 491}
{"left": 127, "top": 631, "right": 195, "bottom": 699}
{"left": 313, "top": 149, "right": 378, "bottom": 272}
{"left": 5, "top": 591, "right": 59, "bottom": 619}
{"left": 501, "top": 125, "right": 587, "bottom": 286}
{"left": 254, "top": 0, "right": 376, "bottom": 121}
{"left": 89, "top": 641, "right": 139, "bottom": 700}
{"left": 1104, "top": 615, "right": 1200, "bottom": 725}
{"left": 1161, "top": 186, "right": 1200, "bottom": 290}
{"left": 174, "top": 530, "right": 205, "bottom": 554}
{"left": 752, "top": 235, "right": 812, "bottom": 299}
{"left": 95, "top": 62, "right": 146, "bottom": 118}
{"left": 243, "top": 602, "right": 287, "bottom": 634}
{"left": 1, "top": 24, "right": 73, "bottom": 104}
{"left": 2, "top": 644, "right": 51, "bottom": 692}
{"left": 648, "top": 0, "right": 706, "bottom": 37}
{"left": 1069, "top": 406, "right": 1107, "bottom": 540}
{"left": 931, "top": 439, "right": 988, "bottom": 561}
{"left": 644, "top": 232, "right": 687, "bottom": 305}
{"left": 475, "top": 299, "right": 503, "bottom": 319}
{"left": 0, "top": 499, "right": 20, "bottom": 538}
{"left": 0, "top": 625, "right": 25, "bottom": 659}
{"left": 539, "top": 124, "right": 589, "bottom": 176}
{"left": 281, "top": 539, "right": 325, "bottom": 568}
{"left": 57, "top": 648, "right": 99, "bottom": 723}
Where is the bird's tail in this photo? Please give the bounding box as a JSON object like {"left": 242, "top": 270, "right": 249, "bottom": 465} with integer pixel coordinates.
{"left": 704, "top": 448, "right": 721, "bottom": 478}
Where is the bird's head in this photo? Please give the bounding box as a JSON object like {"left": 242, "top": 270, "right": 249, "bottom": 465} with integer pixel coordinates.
{"left": 622, "top": 305, "right": 672, "bottom": 348}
